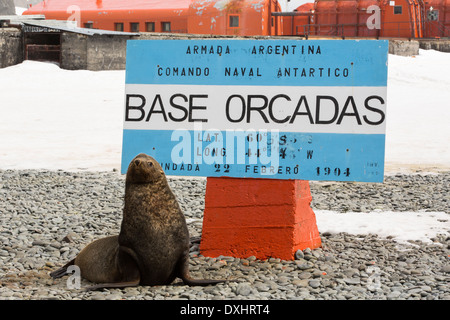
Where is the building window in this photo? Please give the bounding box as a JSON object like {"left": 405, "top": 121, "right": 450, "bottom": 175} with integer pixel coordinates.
{"left": 146, "top": 22, "right": 155, "bottom": 32}
{"left": 84, "top": 23, "right": 93, "bottom": 29}
{"left": 229, "top": 15, "right": 239, "bottom": 28}
{"left": 130, "top": 23, "right": 140, "bottom": 32}
{"left": 161, "top": 22, "right": 171, "bottom": 32}
{"left": 394, "top": 6, "right": 402, "bottom": 14}
{"left": 114, "top": 23, "right": 124, "bottom": 32}
{"left": 427, "top": 9, "right": 439, "bottom": 21}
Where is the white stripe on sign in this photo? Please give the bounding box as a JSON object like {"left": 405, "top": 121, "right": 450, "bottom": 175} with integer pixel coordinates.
{"left": 124, "top": 84, "right": 387, "bottom": 134}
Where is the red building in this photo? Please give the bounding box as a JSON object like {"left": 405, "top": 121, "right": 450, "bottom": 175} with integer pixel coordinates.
{"left": 23, "top": 0, "right": 450, "bottom": 38}
{"left": 23, "top": 0, "right": 283, "bottom": 36}
{"left": 281, "top": 0, "right": 450, "bottom": 38}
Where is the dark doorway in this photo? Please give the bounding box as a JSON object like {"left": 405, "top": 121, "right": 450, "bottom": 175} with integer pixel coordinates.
{"left": 23, "top": 26, "right": 61, "bottom": 64}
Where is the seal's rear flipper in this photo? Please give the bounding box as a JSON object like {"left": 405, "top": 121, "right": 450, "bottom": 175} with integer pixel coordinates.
{"left": 84, "top": 279, "right": 140, "bottom": 291}
{"left": 49, "top": 259, "right": 75, "bottom": 279}
{"left": 181, "top": 276, "right": 226, "bottom": 286}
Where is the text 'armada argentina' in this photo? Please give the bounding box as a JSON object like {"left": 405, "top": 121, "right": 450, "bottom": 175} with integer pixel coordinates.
{"left": 185, "top": 44, "right": 321, "bottom": 55}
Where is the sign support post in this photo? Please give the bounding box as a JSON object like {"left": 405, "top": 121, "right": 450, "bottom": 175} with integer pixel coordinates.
{"left": 201, "top": 177, "right": 322, "bottom": 260}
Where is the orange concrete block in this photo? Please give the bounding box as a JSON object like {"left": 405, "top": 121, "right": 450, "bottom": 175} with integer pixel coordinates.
{"left": 200, "top": 177, "right": 322, "bottom": 260}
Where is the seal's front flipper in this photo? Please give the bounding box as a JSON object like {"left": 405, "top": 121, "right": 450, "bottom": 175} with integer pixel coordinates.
{"left": 49, "top": 259, "right": 75, "bottom": 279}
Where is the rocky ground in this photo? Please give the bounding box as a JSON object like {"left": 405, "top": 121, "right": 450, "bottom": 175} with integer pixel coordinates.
{"left": 0, "top": 170, "right": 448, "bottom": 300}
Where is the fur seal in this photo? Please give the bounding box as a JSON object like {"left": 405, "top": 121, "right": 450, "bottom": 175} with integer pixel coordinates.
{"left": 118, "top": 153, "right": 224, "bottom": 286}
{"left": 50, "top": 153, "right": 225, "bottom": 289}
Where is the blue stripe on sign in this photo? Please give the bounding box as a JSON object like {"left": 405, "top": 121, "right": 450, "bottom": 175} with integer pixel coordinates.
{"left": 121, "top": 130, "right": 385, "bottom": 182}
{"left": 125, "top": 39, "right": 388, "bottom": 87}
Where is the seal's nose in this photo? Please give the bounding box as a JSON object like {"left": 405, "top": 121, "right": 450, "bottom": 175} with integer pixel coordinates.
{"left": 134, "top": 159, "right": 141, "bottom": 166}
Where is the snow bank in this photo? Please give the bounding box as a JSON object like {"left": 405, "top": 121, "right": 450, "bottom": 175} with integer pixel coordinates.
{"left": 315, "top": 210, "right": 449, "bottom": 245}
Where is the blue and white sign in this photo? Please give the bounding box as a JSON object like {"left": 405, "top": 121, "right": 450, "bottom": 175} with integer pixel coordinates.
{"left": 122, "top": 39, "right": 388, "bottom": 182}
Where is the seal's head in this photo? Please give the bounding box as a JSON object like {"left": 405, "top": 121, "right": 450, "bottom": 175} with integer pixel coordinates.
{"left": 126, "top": 153, "right": 165, "bottom": 185}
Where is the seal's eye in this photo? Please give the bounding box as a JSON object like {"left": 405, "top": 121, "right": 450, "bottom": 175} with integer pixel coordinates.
{"left": 148, "top": 161, "right": 153, "bottom": 167}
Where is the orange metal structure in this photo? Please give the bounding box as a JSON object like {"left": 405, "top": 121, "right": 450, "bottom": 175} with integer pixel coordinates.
{"left": 310, "top": 0, "right": 424, "bottom": 38}
{"left": 380, "top": 0, "right": 423, "bottom": 38}
{"left": 22, "top": 0, "right": 450, "bottom": 39}
{"left": 337, "top": 0, "right": 358, "bottom": 36}
{"left": 423, "top": 0, "right": 450, "bottom": 37}
{"left": 23, "top": 0, "right": 282, "bottom": 36}
{"left": 314, "top": 0, "right": 337, "bottom": 34}
{"left": 189, "top": 0, "right": 282, "bottom": 36}
{"left": 23, "top": 0, "right": 190, "bottom": 33}
{"left": 357, "top": 0, "right": 381, "bottom": 37}
{"left": 281, "top": 3, "right": 315, "bottom": 36}
{"left": 284, "top": 0, "right": 449, "bottom": 38}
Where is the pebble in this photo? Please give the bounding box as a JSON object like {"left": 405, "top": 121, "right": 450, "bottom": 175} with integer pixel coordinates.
{"left": 295, "top": 250, "right": 304, "bottom": 260}
{"left": 299, "top": 271, "right": 312, "bottom": 279}
{"left": 344, "top": 278, "right": 361, "bottom": 285}
{"left": 308, "top": 279, "right": 321, "bottom": 288}
{"left": 441, "top": 265, "right": 450, "bottom": 273}
{"left": 235, "top": 283, "right": 252, "bottom": 296}
{"left": 0, "top": 169, "right": 448, "bottom": 300}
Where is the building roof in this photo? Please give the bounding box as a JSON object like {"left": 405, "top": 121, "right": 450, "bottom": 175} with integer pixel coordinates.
{"left": 21, "top": 19, "right": 140, "bottom": 36}
{"left": 0, "top": 14, "right": 139, "bottom": 36}
{"left": 0, "top": 14, "right": 45, "bottom": 22}
{"left": 24, "top": 0, "right": 191, "bottom": 13}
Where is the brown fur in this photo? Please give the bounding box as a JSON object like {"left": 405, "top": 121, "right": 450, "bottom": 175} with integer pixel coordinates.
{"left": 50, "top": 235, "right": 140, "bottom": 290}
{"left": 74, "top": 236, "right": 139, "bottom": 284}
{"left": 119, "top": 153, "right": 225, "bottom": 286}
{"left": 50, "top": 153, "right": 225, "bottom": 289}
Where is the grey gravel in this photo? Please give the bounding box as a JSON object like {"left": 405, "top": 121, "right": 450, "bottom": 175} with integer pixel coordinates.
{"left": 0, "top": 169, "right": 448, "bottom": 300}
